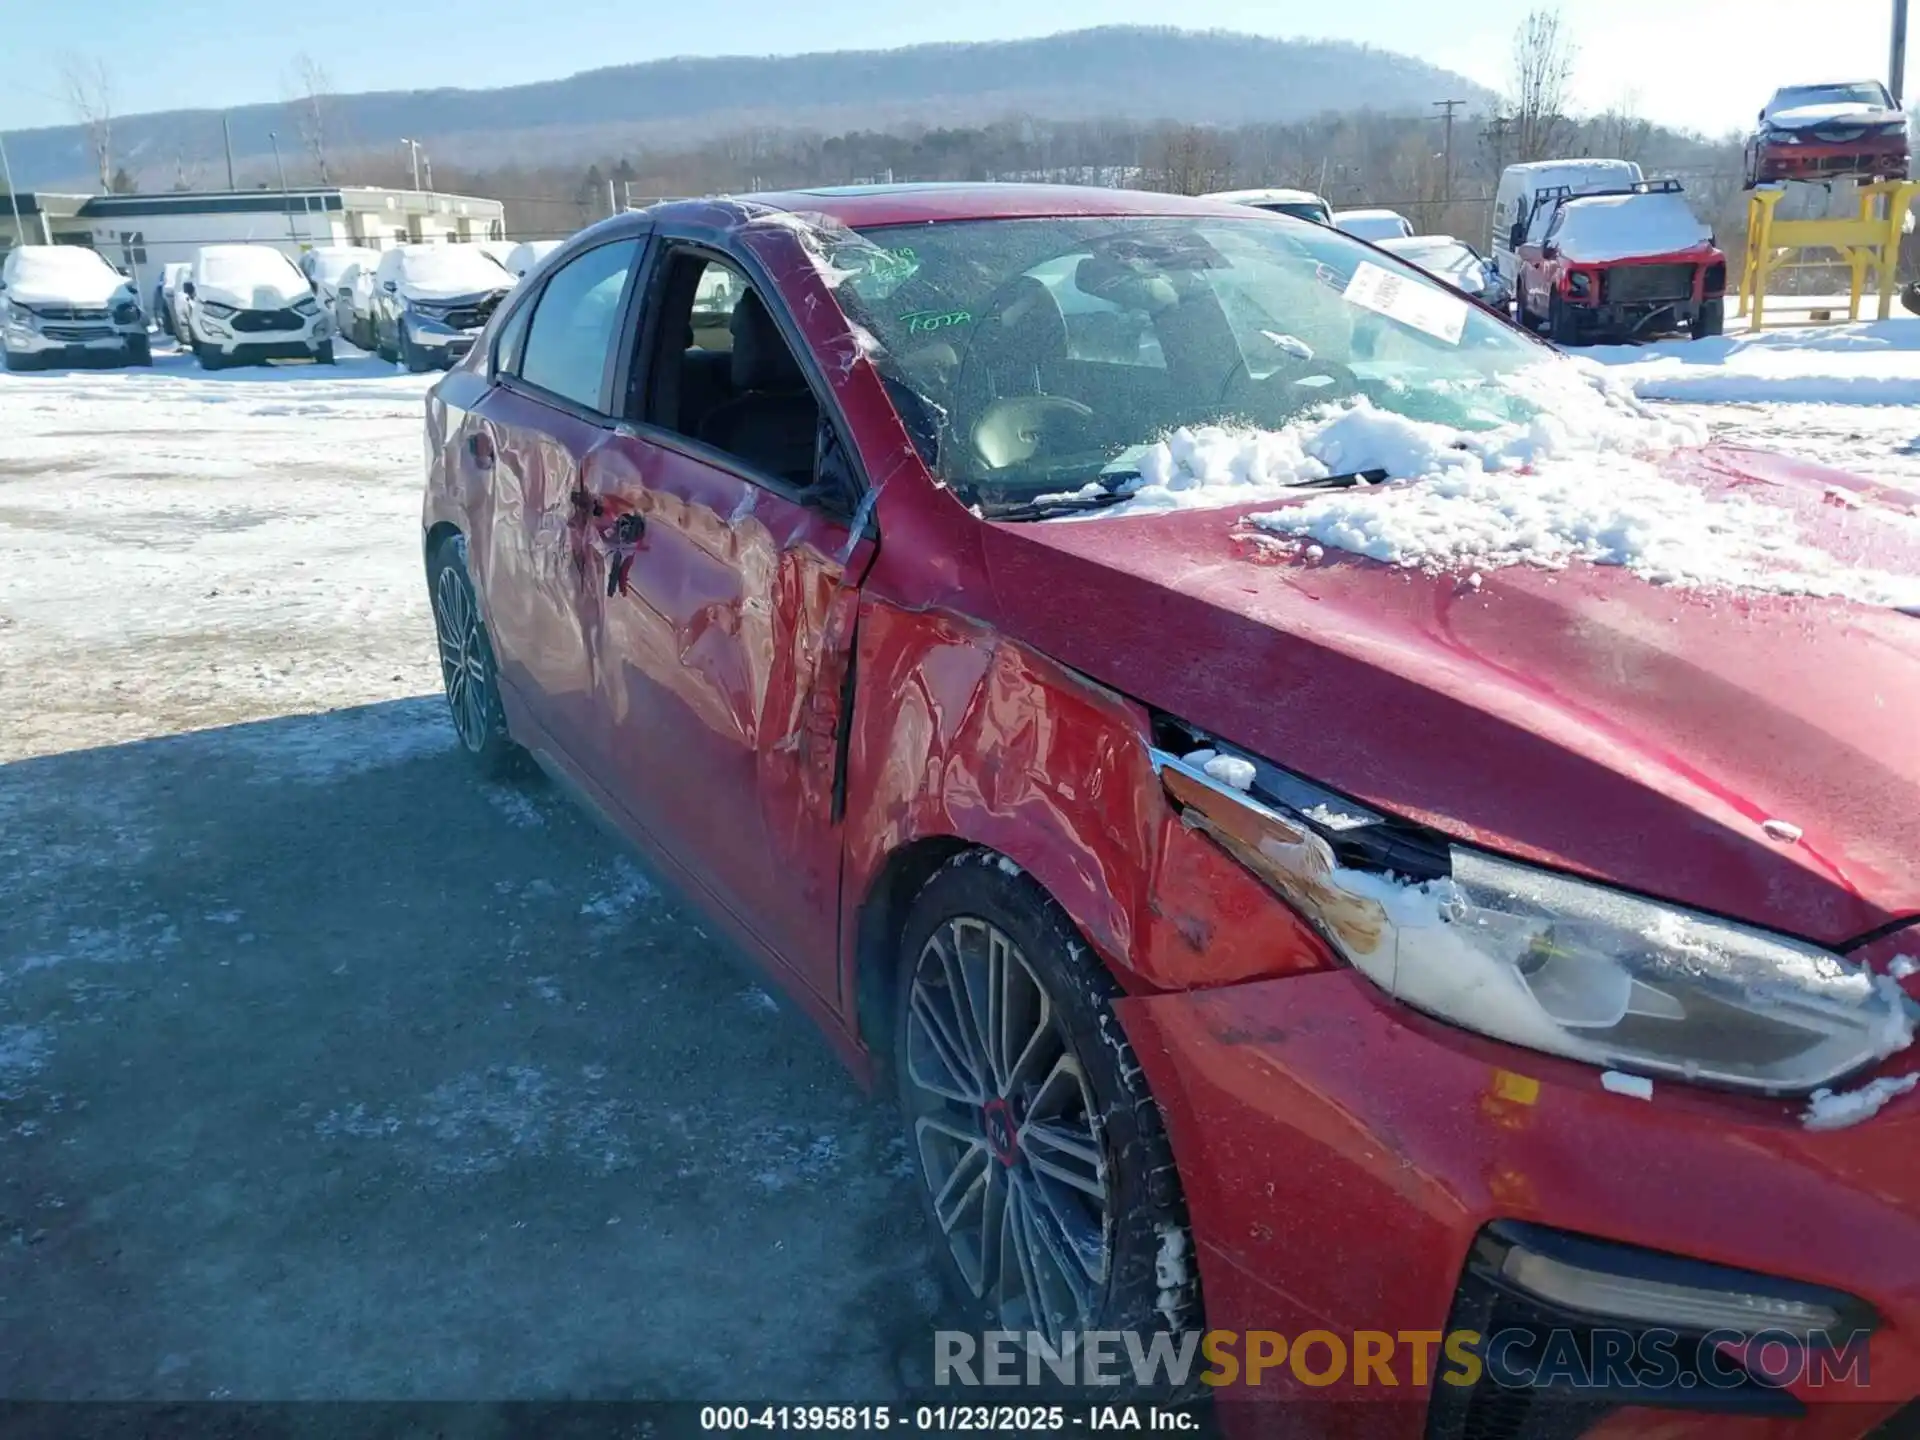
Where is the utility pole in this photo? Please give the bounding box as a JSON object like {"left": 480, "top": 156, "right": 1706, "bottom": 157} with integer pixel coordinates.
{"left": 609, "top": 177, "right": 618, "bottom": 216}
{"left": 402, "top": 138, "right": 423, "bottom": 190}
{"left": 270, "top": 131, "right": 296, "bottom": 242}
{"left": 1434, "top": 99, "right": 1466, "bottom": 209}
{"left": 0, "top": 131, "right": 25, "bottom": 249}
{"left": 1895, "top": 0, "right": 1910, "bottom": 105}
{"left": 222, "top": 113, "right": 236, "bottom": 189}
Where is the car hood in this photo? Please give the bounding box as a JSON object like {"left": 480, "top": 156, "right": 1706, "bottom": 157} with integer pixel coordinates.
{"left": 198, "top": 277, "right": 307, "bottom": 311}
{"left": 7, "top": 271, "right": 129, "bottom": 309}
{"left": 977, "top": 445, "right": 1920, "bottom": 946}
{"left": 1767, "top": 101, "right": 1904, "bottom": 130}
{"left": 401, "top": 281, "right": 509, "bottom": 304}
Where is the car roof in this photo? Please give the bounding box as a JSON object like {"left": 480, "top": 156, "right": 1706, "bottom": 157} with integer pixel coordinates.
{"left": 646, "top": 182, "right": 1267, "bottom": 229}
{"left": 1202, "top": 187, "right": 1327, "bottom": 206}
{"left": 1332, "top": 207, "right": 1408, "bottom": 219}
{"left": 1502, "top": 158, "right": 1639, "bottom": 175}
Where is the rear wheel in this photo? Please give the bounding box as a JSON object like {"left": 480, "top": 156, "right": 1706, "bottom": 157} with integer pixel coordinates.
{"left": 1690, "top": 299, "right": 1724, "bottom": 340}
{"left": 428, "top": 534, "right": 522, "bottom": 777}
{"left": 894, "top": 854, "right": 1201, "bottom": 1392}
{"left": 127, "top": 335, "right": 152, "bottom": 367}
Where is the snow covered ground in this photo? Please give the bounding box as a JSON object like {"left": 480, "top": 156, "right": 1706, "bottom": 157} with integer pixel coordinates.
{"left": 1587, "top": 308, "right": 1920, "bottom": 488}
{"left": 0, "top": 343, "right": 440, "bottom": 763}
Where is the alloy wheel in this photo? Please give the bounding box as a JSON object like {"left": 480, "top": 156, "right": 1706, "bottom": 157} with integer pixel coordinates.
{"left": 903, "top": 916, "right": 1111, "bottom": 1345}
{"left": 433, "top": 563, "right": 492, "bottom": 753}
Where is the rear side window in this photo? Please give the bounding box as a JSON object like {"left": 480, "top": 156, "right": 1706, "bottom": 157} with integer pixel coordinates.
{"left": 518, "top": 240, "right": 641, "bottom": 411}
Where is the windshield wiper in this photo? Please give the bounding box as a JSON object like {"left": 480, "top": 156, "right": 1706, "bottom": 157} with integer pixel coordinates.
{"left": 1294, "top": 468, "right": 1389, "bottom": 490}
{"left": 978, "top": 489, "right": 1135, "bottom": 521}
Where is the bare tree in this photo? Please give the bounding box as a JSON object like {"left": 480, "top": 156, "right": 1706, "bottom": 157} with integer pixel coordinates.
{"left": 290, "top": 53, "right": 333, "bottom": 182}
{"left": 1592, "top": 91, "right": 1653, "bottom": 165}
{"left": 62, "top": 56, "right": 115, "bottom": 192}
{"left": 1504, "top": 9, "right": 1577, "bottom": 164}
{"left": 1147, "top": 125, "right": 1231, "bottom": 195}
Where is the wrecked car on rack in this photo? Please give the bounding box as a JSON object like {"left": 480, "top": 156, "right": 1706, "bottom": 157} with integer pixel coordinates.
{"left": 419, "top": 183, "right": 1920, "bottom": 1436}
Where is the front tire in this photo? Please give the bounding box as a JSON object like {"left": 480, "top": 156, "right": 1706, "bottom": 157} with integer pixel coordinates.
{"left": 314, "top": 340, "right": 336, "bottom": 365}
{"left": 1691, "top": 298, "right": 1724, "bottom": 340}
{"left": 128, "top": 335, "right": 153, "bottom": 367}
{"left": 193, "top": 338, "right": 227, "bottom": 372}
{"left": 894, "top": 854, "right": 1201, "bottom": 1390}
{"left": 1548, "top": 294, "right": 1581, "bottom": 345}
{"left": 401, "top": 326, "right": 434, "bottom": 373}
{"left": 428, "top": 534, "right": 522, "bottom": 778}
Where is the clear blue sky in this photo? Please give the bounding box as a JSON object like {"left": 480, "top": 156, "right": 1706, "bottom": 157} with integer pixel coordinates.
{"left": 2, "top": 0, "right": 1903, "bottom": 137}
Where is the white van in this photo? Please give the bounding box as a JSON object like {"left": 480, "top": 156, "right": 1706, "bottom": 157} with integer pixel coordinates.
{"left": 1491, "top": 158, "right": 1644, "bottom": 284}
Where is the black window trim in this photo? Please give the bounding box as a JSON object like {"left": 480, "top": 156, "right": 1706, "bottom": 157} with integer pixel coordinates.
{"left": 490, "top": 227, "right": 654, "bottom": 423}
{"left": 614, "top": 234, "right": 876, "bottom": 534}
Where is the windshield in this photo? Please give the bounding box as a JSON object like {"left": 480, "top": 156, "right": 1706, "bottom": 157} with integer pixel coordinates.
{"left": 834, "top": 215, "right": 1546, "bottom": 513}
{"left": 399, "top": 247, "right": 509, "bottom": 292}
{"left": 309, "top": 250, "right": 372, "bottom": 288}
{"left": 1769, "top": 82, "right": 1891, "bottom": 112}
{"left": 200, "top": 248, "right": 302, "bottom": 290}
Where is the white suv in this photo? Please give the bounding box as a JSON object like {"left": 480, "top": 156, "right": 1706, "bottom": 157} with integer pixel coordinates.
{"left": 184, "top": 244, "right": 334, "bottom": 370}
{"left": 0, "top": 246, "right": 150, "bottom": 371}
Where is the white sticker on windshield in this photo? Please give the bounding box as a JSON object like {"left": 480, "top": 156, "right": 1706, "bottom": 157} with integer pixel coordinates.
{"left": 1343, "top": 261, "right": 1468, "bottom": 345}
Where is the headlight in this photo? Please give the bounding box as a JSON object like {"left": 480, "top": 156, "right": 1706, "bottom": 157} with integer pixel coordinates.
{"left": 1152, "top": 740, "right": 1913, "bottom": 1094}
{"left": 409, "top": 300, "right": 450, "bottom": 320}
{"left": 6, "top": 304, "right": 40, "bottom": 329}
{"left": 199, "top": 300, "right": 238, "bottom": 320}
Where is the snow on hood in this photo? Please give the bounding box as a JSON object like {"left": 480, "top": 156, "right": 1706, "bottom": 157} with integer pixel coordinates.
{"left": 1767, "top": 101, "right": 1901, "bottom": 129}
{"left": 398, "top": 248, "right": 511, "bottom": 301}
{"left": 3, "top": 248, "right": 130, "bottom": 309}
{"left": 196, "top": 248, "right": 308, "bottom": 310}
{"left": 1549, "top": 192, "right": 1712, "bottom": 263}
{"left": 1067, "top": 359, "right": 1918, "bottom": 610}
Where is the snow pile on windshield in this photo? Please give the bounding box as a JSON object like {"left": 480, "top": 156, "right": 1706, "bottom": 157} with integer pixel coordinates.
{"left": 201, "top": 247, "right": 302, "bottom": 289}
{"left": 7, "top": 247, "right": 116, "bottom": 287}
{"left": 1087, "top": 360, "right": 1700, "bottom": 516}
{"left": 400, "top": 248, "right": 509, "bottom": 296}
{"left": 1550, "top": 193, "right": 1712, "bottom": 263}
{"left": 1804, "top": 1073, "right": 1918, "bottom": 1131}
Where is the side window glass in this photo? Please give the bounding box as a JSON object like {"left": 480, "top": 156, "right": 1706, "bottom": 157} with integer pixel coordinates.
{"left": 519, "top": 239, "right": 641, "bottom": 411}
{"left": 1023, "top": 254, "right": 1165, "bottom": 368}
{"left": 644, "top": 254, "right": 820, "bottom": 489}
{"left": 494, "top": 298, "right": 533, "bottom": 376}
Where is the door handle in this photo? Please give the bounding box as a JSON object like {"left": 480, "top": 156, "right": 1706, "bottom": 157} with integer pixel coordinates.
{"left": 467, "top": 431, "right": 494, "bottom": 470}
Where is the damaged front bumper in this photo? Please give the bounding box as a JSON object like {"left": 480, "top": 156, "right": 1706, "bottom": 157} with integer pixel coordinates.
{"left": 1114, "top": 969, "right": 1920, "bottom": 1436}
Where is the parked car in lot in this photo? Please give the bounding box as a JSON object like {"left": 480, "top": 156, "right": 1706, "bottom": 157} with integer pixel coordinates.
{"left": 1201, "top": 187, "right": 1333, "bottom": 224}
{"left": 1517, "top": 180, "right": 1726, "bottom": 342}
{"left": 0, "top": 245, "right": 149, "bottom": 371}
{"left": 1746, "top": 80, "right": 1910, "bottom": 186}
{"left": 422, "top": 184, "right": 1920, "bottom": 1431}
{"left": 300, "top": 245, "right": 378, "bottom": 307}
{"left": 370, "top": 244, "right": 512, "bottom": 371}
{"left": 331, "top": 261, "right": 379, "bottom": 350}
{"left": 1377, "top": 233, "right": 1511, "bottom": 310}
{"left": 157, "top": 261, "right": 193, "bottom": 341}
{"left": 503, "top": 238, "right": 564, "bottom": 278}
{"left": 183, "top": 245, "right": 333, "bottom": 369}
{"left": 1492, "top": 157, "right": 1644, "bottom": 288}
{"left": 1331, "top": 207, "right": 1414, "bottom": 241}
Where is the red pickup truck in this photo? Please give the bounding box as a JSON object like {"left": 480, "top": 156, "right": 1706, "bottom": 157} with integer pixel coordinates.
{"left": 1516, "top": 181, "right": 1727, "bottom": 344}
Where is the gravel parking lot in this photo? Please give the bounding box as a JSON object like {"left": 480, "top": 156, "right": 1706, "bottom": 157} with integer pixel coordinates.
{"left": 0, "top": 345, "right": 945, "bottom": 1404}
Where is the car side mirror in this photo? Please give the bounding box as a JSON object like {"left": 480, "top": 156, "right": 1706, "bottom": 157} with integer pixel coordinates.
{"left": 813, "top": 417, "right": 862, "bottom": 518}
{"left": 1542, "top": 243, "right": 1559, "bottom": 260}
{"left": 1508, "top": 222, "right": 1526, "bottom": 250}
{"left": 384, "top": 280, "right": 397, "bottom": 293}
{"left": 183, "top": 280, "right": 195, "bottom": 297}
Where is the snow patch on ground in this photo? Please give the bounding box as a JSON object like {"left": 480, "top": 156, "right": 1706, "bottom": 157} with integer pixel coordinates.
{"left": 1589, "top": 317, "right": 1920, "bottom": 408}
{"left": 579, "top": 858, "right": 657, "bottom": 921}
{"left": 0, "top": 1025, "right": 52, "bottom": 1100}
{"left": 1153, "top": 1224, "right": 1190, "bottom": 1327}
{"left": 1803, "top": 1072, "right": 1920, "bottom": 1131}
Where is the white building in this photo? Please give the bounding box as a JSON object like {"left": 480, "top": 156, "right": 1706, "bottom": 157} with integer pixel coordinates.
{"left": 68, "top": 186, "right": 507, "bottom": 302}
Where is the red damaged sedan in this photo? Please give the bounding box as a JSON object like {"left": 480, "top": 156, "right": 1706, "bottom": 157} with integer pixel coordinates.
{"left": 421, "top": 185, "right": 1920, "bottom": 1436}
